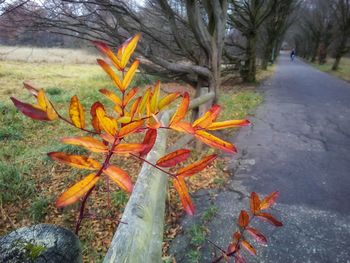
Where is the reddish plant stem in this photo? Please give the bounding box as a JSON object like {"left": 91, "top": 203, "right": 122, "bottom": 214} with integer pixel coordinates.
{"left": 129, "top": 153, "right": 175, "bottom": 177}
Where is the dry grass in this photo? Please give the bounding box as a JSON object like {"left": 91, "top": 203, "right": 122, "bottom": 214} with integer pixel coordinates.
{"left": 0, "top": 46, "right": 98, "bottom": 64}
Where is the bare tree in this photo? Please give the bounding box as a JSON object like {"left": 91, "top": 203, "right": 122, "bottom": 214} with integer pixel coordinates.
{"left": 331, "top": 0, "right": 350, "bottom": 71}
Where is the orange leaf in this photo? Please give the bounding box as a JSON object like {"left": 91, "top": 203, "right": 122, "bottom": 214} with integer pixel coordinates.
{"left": 23, "top": 82, "right": 39, "bottom": 97}
{"left": 234, "top": 252, "right": 246, "bottom": 263}
{"left": 118, "top": 120, "right": 144, "bottom": 137}
{"left": 120, "top": 33, "right": 141, "bottom": 68}
{"left": 169, "top": 92, "right": 189, "bottom": 125}
{"left": 250, "top": 192, "right": 261, "bottom": 214}
{"left": 11, "top": 97, "right": 49, "bottom": 121}
{"left": 140, "top": 129, "right": 157, "bottom": 157}
{"left": 192, "top": 104, "right": 220, "bottom": 129}
{"left": 56, "top": 173, "right": 99, "bottom": 208}
{"left": 48, "top": 152, "right": 101, "bottom": 170}
{"left": 156, "top": 149, "right": 191, "bottom": 167}
{"left": 260, "top": 191, "right": 279, "bottom": 210}
{"left": 241, "top": 240, "right": 256, "bottom": 256}
{"left": 123, "top": 87, "right": 138, "bottom": 106}
{"left": 158, "top": 92, "right": 180, "bottom": 110}
{"left": 173, "top": 177, "right": 195, "bottom": 215}
{"left": 96, "top": 106, "right": 118, "bottom": 136}
{"left": 246, "top": 227, "right": 267, "bottom": 244}
{"left": 207, "top": 119, "right": 251, "bottom": 130}
{"left": 130, "top": 97, "right": 142, "bottom": 120}
{"left": 114, "top": 143, "right": 146, "bottom": 154}
{"left": 69, "top": 95, "right": 85, "bottom": 129}
{"left": 92, "top": 40, "right": 122, "bottom": 70}
{"left": 97, "top": 59, "right": 123, "bottom": 91}
{"left": 90, "top": 102, "right": 104, "bottom": 133}
{"left": 122, "top": 60, "right": 139, "bottom": 91}
{"left": 238, "top": 210, "right": 249, "bottom": 228}
{"left": 37, "top": 89, "right": 57, "bottom": 120}
{"left": 100, "top": 133, "right": 115, "bottom": 144}
{"left": 256, "top": 212, "right": 283, "bottom": 227}
{"left": 61, "top": 136, "right": 108, "bottom": 153}
{"left": 150, "top": 80, "right": 160, "bottom": 113}
{"left": 103, "top": 165, "right": 133, "bottom": 192}
{"left": 99, "top": 89, "right": 122, "bottom": 106}
{"left": 177, "top": 154, "right": 217, "bottom": 177}
{"left": 147, "top": 114, "right": 161, "bottom": 129}
{"left": 170, "top": 121, "right": 195, "bottom": 134}
{"left": 194, "top": 130, "right": 237, "bottom": 153}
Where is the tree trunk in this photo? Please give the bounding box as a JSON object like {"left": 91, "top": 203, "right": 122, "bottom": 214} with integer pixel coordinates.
{"left": 332, "top": 56, "right": 342, "bottom": 71}
{"left": 243, "top": 33, "right": 257, "bottom": 82}
{"left": 332, "top": 35, "right": 347, "bottom": 71}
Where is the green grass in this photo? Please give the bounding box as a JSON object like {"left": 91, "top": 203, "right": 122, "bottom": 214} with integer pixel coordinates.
{"left": 311, "top": 57, "right": 350, "bottom": 82}
{"left": 29, "top": 196, "right": 51, "bottom": 223}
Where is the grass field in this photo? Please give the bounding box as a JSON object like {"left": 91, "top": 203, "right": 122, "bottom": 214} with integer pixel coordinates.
{"left": 0, "top": 46, "right": 271, "bottom": 262}
{"left": 311, "top": 57, "right": 350, "bottom": 82}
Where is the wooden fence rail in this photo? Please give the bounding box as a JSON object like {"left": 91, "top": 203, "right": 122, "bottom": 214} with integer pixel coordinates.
{"left": 104, "top": 90, "right": 215, "bottom": 263}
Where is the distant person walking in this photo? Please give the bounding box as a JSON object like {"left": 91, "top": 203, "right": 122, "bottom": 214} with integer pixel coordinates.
{"left": 290, "top": 49, "right": 296, "bottom": 61}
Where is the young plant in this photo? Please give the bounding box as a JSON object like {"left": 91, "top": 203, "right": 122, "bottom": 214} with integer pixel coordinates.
{"left": 211, "top": 191, "right": 283, "bottom": 263}
{"left": 11, "top": 34, "right": 250, "bottom": 234}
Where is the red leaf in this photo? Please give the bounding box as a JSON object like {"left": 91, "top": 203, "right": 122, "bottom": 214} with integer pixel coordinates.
{"left": 256, "top": 212, "right": 283, "bottom": 227}
{"left": 23, "top": 82, "right": 39, "bottom": 97}
{"left": 246, "top": 227, "right": 267, "bottom": 244}
{"left": 11, "top": 97, "right": 49, "bottom": 121}
{"left": 103, "top": 165, "right": 133, "bottom": 193}
{"left": 250, "top": 192, "right": 261, "bottom": 214}
{"left": 234, "top": 252, "right": 246, "bottom": 263}
{"left": 173, "top": 177, "right": 195, "bottom": 215}
{"left": 156, "top": 149, "right": 191, "bottom": 167}
{"left": 241, "top": 240, "right": 257, "bottom": 256}
{"left": 139, "top": 129, "right": 157, "bottom": 157}
{"left": 177, "top": 154, "right": 217, "bottom": 177}
{"left": 238, "top": 210, "right": 249, "bottom": 228}
{"left": 260, "top": 191, "right": 279, "bottom": 210}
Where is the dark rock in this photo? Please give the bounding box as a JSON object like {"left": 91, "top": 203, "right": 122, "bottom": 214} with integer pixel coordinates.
{"left": 0, "top": 224, "right": 82, "bottom": 263}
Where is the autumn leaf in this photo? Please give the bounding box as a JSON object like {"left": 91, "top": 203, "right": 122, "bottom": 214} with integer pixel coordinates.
{"left": 194, "top": 130, "right": 237, "bottom": 153}
{"left": 103, "top": 165, "right": 133, "bottom": 193}
{"left": 37, "top": 89, "right": 58, "bottom": 120}
{"left": 48, "top": 152, "right": 101, "bottom": 170}
{"left": 122, "top": 60, "right": 139, "bottom": 91}
{"left": 61, "top": 136, "right": 108, "bottom": 153}
{"left": 260, "top": 191, "right": 279, "bottom": 210}
{"left": 114, "top": 143, "right": 146, "bottom": 154}
{"left": 246, "top": 227, "right": 267, "bottom": 244}
{"left": 100, "top": 133, "right": 115, "bottom": 144}
{"left": 97, "top": 59, "right": 123, "bottom": 91}
{"left": 207, "top": 119, "right": 251, "bottom": 130}
{"left": 99, "top": 89, "right": 122, "bottom": 106}
{"left": 234, "top": 252, "right": 246, "bottom": 263}
{"left": 56, "top": 173, "right": 99, "bottom": 208}
{"left": 140, "top": 129, "right": 157, "bottom": 156}
{"left": 250, "top": 192, "right": 261, "bottom": 214}
{"left": 11, "top": 97, "right": 49, "bottom": 121}
{"left": 256, "top": 212, "right": 283, "bottom": 227}
{"left": 150, "top": 81, "right": 160, "bottom": 113}
{"left": 238, "top": 210, "right": 249, "bottom": 228}
{"left": 69, "top": 95, "right": 85, "bottom": 129}
{"left": 96, "top": 106, "right": 118, "bottom": 136}
{"left": 173, "top": 177, "right": 195, "bottom": 215}
{"left": 158, "top": 92, "right": 180, "bottom": 110}
{"left": 192, "top": 104, "right": 221, "bottom": 129}
{"left": 123, "top": 87, "right": 138, "bottom": 106}
{"left": 119, "top": 33, "right": 141, "bottom": 68}
{"left": 130, "top": 97, "right": 141, "bottom": 120}
{"left": 156, "top": 149, "right": 191, "bottom": 167}
{"left": 23, "top": 82, "right": 39, "bottom": 97}
{"left": 90, "top": 102, "right": 104, "bottom": 133}
{"left": 177, "top": 154, "right": 217, "bottom": 177}
{"left": 169, "top": 92, "right": 189, "bottom": 125}
{"left": 138, "top": 88, "right": 151, "bottom": 115}
{"left": 92, "top": 40, "right": 122, "bottom": 70}
{"left": 241, "top": 240, "right": 257, "bottom": 256}
{"left": 118, "top": 120, "right": 144, "bottom": 137}
{"left": 170, "top": 121, "right": 195, "bottom": 134}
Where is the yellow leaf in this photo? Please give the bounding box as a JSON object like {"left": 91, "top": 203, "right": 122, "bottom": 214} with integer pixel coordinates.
{"left": 99, "top": 89, "right": 122, "bottom": 106}
{"left": 37, "top": 89, "right": 58, "bottom": 120}
{"left": 122, "top": 60, "right": 139, "bottom": 91}
{"left": 97, "top": 59, "right": 123, "bottom": 91}
{"left": 120, "top": 33, "right": 141, "bottom": 68}
{"left": 61, "top": 136, "right": 108, "bottom": 153}
{"left": 158, "top": 92, "right": 180, "bottom": 110}
{"left": 69, "top": 95, "right": 85, "bottom": 129}
{"left": 56, "top": 173, "right": 99, "bottom": 208}
{"left": 138, "top": 88, "right": 151, "bottom": 115}
{"left": 150, "top": 81, "right": 160, "bottom": 113}
{"left": 96, "top": 107, "right": 118, "bottom": 136}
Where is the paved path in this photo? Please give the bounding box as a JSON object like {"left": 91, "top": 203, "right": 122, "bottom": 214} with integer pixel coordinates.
{"left": 170, "top": 53, "right": 350, "bottom": 262}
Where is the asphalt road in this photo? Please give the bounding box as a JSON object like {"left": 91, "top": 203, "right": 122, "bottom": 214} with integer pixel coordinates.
{"left": 170, "top": 53, "right": 350, "bottom": 262}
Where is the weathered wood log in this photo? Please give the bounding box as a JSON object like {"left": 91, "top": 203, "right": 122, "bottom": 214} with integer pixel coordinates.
{"left": 104, "top": 91, "right": 215, "bottom": 263}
